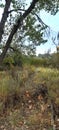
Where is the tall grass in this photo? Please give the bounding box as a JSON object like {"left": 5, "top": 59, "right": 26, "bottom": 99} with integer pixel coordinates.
{"left": 0, "top": 66, "right": 59, "bottom": 113}
{"left": 36, "top": 67, "right": 59, "bottom": 102}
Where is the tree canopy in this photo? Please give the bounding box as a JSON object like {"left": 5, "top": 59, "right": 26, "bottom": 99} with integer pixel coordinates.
{"left": 0, "top": 0, "right": 59, "bottom": 64}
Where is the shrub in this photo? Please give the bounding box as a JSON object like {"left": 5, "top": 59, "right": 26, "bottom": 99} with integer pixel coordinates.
{"left": 30, "top": 57, "right": 48, "bottom": 67}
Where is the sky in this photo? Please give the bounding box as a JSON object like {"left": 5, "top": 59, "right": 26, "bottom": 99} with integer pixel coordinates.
{"left": 36, "top": 10, "right": 59, "bottom": 55}
{"left": 0, "top": 1, "right": 59, "bottom": 55}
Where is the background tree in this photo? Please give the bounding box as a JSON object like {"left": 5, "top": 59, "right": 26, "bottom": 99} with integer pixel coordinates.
{"left": 0, "top": 0, "right": 59, "bottom": 64}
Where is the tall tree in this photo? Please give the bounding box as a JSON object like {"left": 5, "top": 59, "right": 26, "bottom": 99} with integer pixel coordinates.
{"left": 0, "top": 0, "right": 59, "bottom": 64}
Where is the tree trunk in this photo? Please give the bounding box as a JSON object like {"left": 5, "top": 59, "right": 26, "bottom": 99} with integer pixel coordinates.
{"left": 0, "top": 0, "right": 38, "bottom": 65}
{"left": 0, "top": 0, "right": 12, "bottom": 42}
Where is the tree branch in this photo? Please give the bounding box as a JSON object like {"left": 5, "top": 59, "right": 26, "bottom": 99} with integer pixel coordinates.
{"left": 9, "top": 46, "right": 20, "bottom": 52}
{"left": 8, "top": 8, "right": 26, "bottom": 14}
{"left": 34, "top": 13, "right": 48, "bottom": 27}
{"left": 0, "top": 46, "right": 19, "bottom": 52}
{"left": 52, "top": 37, "right": 57, "bottom": 46}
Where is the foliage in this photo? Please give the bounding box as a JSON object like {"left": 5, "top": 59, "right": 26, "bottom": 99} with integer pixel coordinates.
{"left": 3, "top": 51, "right": 23, "bottom": 68}
{"left": 29, "top": 57, "right": 47, "bottom": 66}
{"left": 2, "top": 51, "right": 59, "bottom": 70}
{"left": 0, "top": 0, "right": 59, "bottom": 63}
{"left": 3, "top": 55, "right": 14, "bottom": 68}
{"left": 13, "top": 51, "right": 23, "bottom": 67}
{"left": 50, "top": 53, "right": 59, "bottom": 68}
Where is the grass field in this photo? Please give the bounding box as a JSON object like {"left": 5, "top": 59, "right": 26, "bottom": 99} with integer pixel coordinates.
{"left": 0, "top": 66, "right": 59, "bottom": 130}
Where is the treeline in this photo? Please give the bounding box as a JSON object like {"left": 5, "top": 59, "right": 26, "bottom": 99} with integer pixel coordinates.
{"left": 0, "top": 52, "right": 59, "bottom": 70}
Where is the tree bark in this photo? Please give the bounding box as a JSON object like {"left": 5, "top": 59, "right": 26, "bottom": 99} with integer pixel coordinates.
{"left": 0, "top": 0, "right": 38, "bottom": 64}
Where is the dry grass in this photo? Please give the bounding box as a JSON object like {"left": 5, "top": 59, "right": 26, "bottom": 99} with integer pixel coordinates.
{"left": 0, "top": 66, "right": 59, "bottom": 130}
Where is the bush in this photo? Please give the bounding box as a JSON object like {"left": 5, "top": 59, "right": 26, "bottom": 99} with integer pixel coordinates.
{"left": 50, "top": 53, "right": 59, "bottom": 68}
{"left": 3, "top": 55, "right": 14, "bottom": 69}
{"left": 30, "top": 57, "right": 48, "bottom": 67}
{"left": 13, "top": 52, "right": 23, "bottom": 67}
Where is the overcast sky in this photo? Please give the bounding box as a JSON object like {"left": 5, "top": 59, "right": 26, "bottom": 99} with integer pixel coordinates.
{"left": 0, "top": 1, "right": 59, "bottom": 55}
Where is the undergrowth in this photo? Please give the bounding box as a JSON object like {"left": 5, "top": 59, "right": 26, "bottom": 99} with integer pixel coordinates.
{"left": 0, "top": 66, "right": 59, "bottom": 130}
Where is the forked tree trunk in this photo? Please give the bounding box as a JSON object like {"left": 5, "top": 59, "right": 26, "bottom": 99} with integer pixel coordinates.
{"left": 0, "top": 0, "right": 38, "bottom": 65}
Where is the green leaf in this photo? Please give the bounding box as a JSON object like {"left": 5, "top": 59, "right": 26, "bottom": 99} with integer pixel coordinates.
{"left": 0, "top": 3, "right": 4, "bottom": 7}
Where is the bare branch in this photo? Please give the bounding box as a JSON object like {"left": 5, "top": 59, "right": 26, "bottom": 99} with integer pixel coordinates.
{"left": 8, "top": 8, "right": 26, "bottom": 14}
{"left": 52, "top": 37, "right": 57, "bottom": 46}
{"left": 34, "top": 13, "right": 48, "bottom": 27}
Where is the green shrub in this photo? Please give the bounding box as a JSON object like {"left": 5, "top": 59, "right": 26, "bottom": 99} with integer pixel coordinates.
{"left": 30, "top": 57, "right": 48, "bottom": 67}
{"left": 13, "top": 52, "right": 23, "bottom": 67}
{"left": 3, "top": 55, "right": 14, "bottom": 69}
